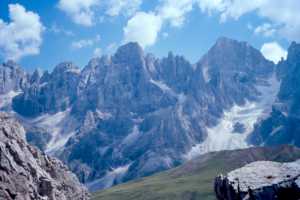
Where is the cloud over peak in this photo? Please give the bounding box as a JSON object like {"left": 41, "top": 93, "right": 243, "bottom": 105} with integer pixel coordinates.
{"left": 0, "top": 4, "right": 44, "bottom": 61}
{"left": 261, "top": 42, "right": 287, "bottom": 64}
{"left": 123, "top": 0, "right": 194, "bottom": 48}
{"left": 123, "top": 12, "right": 162, "bottom": 48}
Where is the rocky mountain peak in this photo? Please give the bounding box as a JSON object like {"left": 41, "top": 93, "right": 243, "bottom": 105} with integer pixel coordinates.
{"left": 215, "top": 36, "right": 251, "bottom": 47}
{"left": 204, "top": 37, "right": 266, "bottom": 68}
{"left": 85, "top": 56, "right": 112, "bottom": 71}
{"left": 113, "top": 42, "right": 144, "bottom": 66}
{"left": 287, "top": 41, "right": 300, "bottom": 63}
{"left": 0, "top": 60, "right": 27, "bottom": 94}
{"left": 87, "top": 55, "right": 111, "bottom": 68}
{"left": 2, "top": 60, "right": 20, "bottom": 69}
{"left": 30, "top": 68, "right": 43, "bottom": 84}
{"left": 52, "top": 62, "right": 80, "bottom": 75}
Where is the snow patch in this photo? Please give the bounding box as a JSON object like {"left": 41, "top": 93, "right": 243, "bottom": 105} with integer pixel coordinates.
{"left": 185, "top": 74, "right": 281, "bottom": 160}
{"left": 96, "top": 109, "right": 112, "bottom": 120}
{"left": 122, "top": 125, "right": 140, "bottom": 146}
{"left": 0, "top": 91, "right": 21, "bottom": 109}
{"left": 41, "top": 110, "right": 76, "bottom": 154}
{"left": 86, "top": 164, "right": 131, "bottom": 192}
{"left": 202, "top": 66, "right": 211, "bottom": 83}
{"left": 66, "top": 67, "right": 81, "bottom": 74}
{"left": 176, "top": 94, "right": 190, "bottom": 131}
{"left": 270, "top": 126, "right": 283, "bottom": 136}
{"left": 19, "top": 109, "right": 77, "bottom": 154}
{"left": 150, "top": 79, "right": 173, "bottom": 94}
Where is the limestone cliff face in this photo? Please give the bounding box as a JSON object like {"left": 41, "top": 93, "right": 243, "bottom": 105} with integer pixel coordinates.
{"left": 214, "top": 160, "right": 300, "bottom": 200}
{"left": 0, "top": 112, "right": 89, "bottom": 200}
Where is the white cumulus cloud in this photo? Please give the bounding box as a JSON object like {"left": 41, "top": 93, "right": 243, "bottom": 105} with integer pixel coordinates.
{"left": 71, "top": 34, "right": 101, "bottom": 49}
{"left": 197, "top": 0, "right": 300, "bottom": 42}
{"left": 58, "top": 0, "right": 100, "bottom": 26}
{"left": 123, "top": 0, "right": 195, "bottom": 48}
{"left": 106, "top": 0, "right": 142, "bottom": 17}
{"left": 49, "top": 23, "right": 74, "bottom": 36}
{"left": 158, "top": 0, "right": 194, "bottom": 27}
{"left": 58, "top": 0, "right": 143, "bottom": 26}
{"left": 261, "top": 42, "right": 287, "bottom": 64}
{"left": 254, "top": 23, "right": 276, "bottom": 37}
{"left": 123, "top": 12, "right": 162, "bottom": 48}
{"left": 0, "top": 4, "right": 44, "bottom": 61}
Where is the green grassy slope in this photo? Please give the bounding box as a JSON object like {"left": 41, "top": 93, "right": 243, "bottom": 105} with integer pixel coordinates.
{"left": 92, "top": 145, "right": 300, "bottom": 200}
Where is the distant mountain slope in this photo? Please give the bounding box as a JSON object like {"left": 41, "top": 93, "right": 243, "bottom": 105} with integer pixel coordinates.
{"left": 1, "top": 38, "right": 300, "bottom": 191}
{"left": 92, "top": 145, "right": 300, "bottom": 200}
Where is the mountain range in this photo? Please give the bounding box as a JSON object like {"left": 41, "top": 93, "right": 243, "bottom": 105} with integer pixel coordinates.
{"left": 0, "top": 37, "right": 299, "bottom": 191}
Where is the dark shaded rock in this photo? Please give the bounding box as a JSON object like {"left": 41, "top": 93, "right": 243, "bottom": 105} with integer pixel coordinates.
{"left": 232, "top": 122, "right": 246, "bottom": 134}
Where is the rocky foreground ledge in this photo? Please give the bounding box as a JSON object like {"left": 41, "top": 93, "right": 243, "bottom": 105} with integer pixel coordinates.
{"left": 215, "top": 160, "right": 300, "bottom": 200}
{"left": 0, "top": 112, "right": 90, "bottom": 200}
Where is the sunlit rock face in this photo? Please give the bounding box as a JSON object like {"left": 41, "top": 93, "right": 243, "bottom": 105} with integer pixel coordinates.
{"left": 215, "top": 160, "right": 300, "bottom": 200}
{"left": 0, "top": 112, "right": 89, "bottom": 200}
{"left": 2, "top": 38, "right": 300, "bottom": 191}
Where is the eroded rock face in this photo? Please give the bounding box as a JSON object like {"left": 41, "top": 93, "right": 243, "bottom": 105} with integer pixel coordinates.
{"left": 0, "top": 112, "right": 89, "bottom": 200}
{"left": 214, "top": 160, "right": 300, "bottom": 200}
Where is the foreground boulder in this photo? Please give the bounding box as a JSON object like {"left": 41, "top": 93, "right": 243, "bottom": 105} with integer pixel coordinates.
{"left": 215, "top": 160, "right": 300, "bottom": 200}
{"left": 0, "top": 112, "right": 89, "bottom": 200}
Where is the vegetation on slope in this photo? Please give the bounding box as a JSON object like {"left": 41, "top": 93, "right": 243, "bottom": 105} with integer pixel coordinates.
{"left": 93, "top": 145, "right": 300, "bottom": 200}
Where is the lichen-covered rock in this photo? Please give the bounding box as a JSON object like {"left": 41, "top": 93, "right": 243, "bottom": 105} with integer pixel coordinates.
{"left": 215, "top": 160, "right": 300, "bottom": 200}
{"left": 0, "top": 112, "right": 89, "bottom": 200}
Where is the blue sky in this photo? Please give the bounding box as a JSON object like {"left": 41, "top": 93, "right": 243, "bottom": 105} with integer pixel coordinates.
{"left": 0, "top": 0, "right": 299, "bottom": 71}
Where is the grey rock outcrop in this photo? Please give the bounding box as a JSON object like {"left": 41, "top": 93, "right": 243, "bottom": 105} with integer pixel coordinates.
{"left": 214, "top": 160, "right": 300, "bottom": 200}
{"left": 0, "top": 112, "right": 89, "bottom": 200}
{"left": 0, "top": 60, "right": 28, "bottom": 94}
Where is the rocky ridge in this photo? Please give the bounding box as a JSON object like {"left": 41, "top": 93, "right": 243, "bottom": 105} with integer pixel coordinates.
{"left": 0, "top": 112, "right": 89, "bottom": 200}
